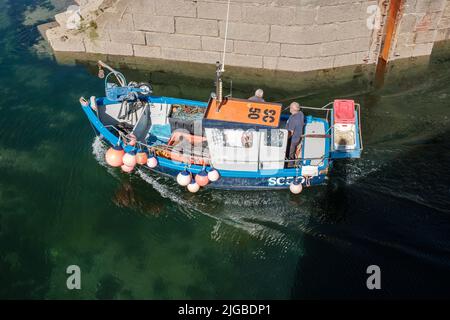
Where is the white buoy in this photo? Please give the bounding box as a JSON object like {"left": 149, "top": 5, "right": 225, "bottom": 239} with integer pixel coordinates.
{"left": 122, "top": 151, "right": 137, "bottom": 167}
{"left": 207, "top": 169, "right": 220, "bottom": 182}
{"left": 147, "top": 156, "right": 158, "bottom": 168}
{"left": 177, "top": 171, "right": 192, "bottom": 186}
{"left": 187, "top": 181, "right": 200, "bottom": 193}
{"left": 290, "top": 180, "right": 303, "bottom": 194}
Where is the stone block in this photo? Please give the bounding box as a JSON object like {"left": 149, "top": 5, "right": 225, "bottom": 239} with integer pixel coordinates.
{"left": 97, "top": 13, "right": 134, "bottom": 31}
{"left": 48, "top": 35, "right": 86, "bottom": 52}
{"left": 399, "top": 14, "right": 418, "bottom": 33}
{"left": 224, "top": 53, "right": 263, "bottom": 68}
{"left": 403, "top": 0, "right": 417, "bottom": 14}
{"left": 155, "top": 0, "right": 197, "bottom": 17}
{"left": 176, "top": 17, "right": 218, "bottom": 36}
{"left": 197, "top": 2, "right": 242, "bottom": 21}
{"left": 393, "top": 44, "right": 414, "bottom": 58}
{"left": 438, "top": 16, "right": 450, "bottom": 29}
{"left": 317, "top": 3, "right": 362, "bottom": 24}
{"left": 295, "top": 5, "right": 317, "bottom": 25}
{"left": 219, "top": 21, "right": 270, "bottom": 42}
{"left": 414, "top": 29, "right": 437, "bottom": 43}
{"left": 444, "top": 3, "right": 450, "bottom": 17}
{"left": 280, "top": 43, "right": 322, "bottom": 58}
{"left": 146, "top": 32, "right": 201, "bottom": 49}
{"left": 412, "top": 42, "right": 434, "bottom": 56}
{"left": 335, "top": 20, "right": 371, "bottom": 40}
{"left": 126, "top": 0, "right": 156, "bottom": 14}
{"left": 415, "top": 0, "right": 446, "bottom": 13}
{"left": 395, "top": 32, "right": 414, "bottom": 47}
{"left": 201, "top": 36, "right": 234, "bottom": 52}
{"left": 234, "top": 40, "right": 280, "bottom": 56}
{"left": 271, "top": 24, "right": 337, "bottom": 44}
{"left": 276, "top": 56, "right": 334, "bottom": 72}
{"left": 85, "top": 40, "right": 134, "bottom": 55}
{"left": 321, "top": 38, "right": 371, "bottom": 56}
{"left": 133, "top": 45, "right": 161, "bottom": 58}
{"left": 161, "top": 47, "right": 221, "bottom": 63}
{"left": 435, "top": 27, "right": 450, "bottom": 41}
{"left": 134, "top": 14, "right": 175, "bottom": 33}
{"left": 263, "top": 56, "right": 278, "bottom": 69}
{"left": 333, "top": 52, "right": 358, "bottom": 68}
{"left": 109, "top": 30, "right": 146, "bottom": 45}
{"left": 242, "top": 5, "right": 295, "bottom": 25}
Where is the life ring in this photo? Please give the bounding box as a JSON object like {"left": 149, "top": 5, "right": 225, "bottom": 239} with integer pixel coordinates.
{"left": 154, "top": 148, "right": 209, "bottom": 166}
{"left": 168, "top": 132, "right": 206, "bottom": 146}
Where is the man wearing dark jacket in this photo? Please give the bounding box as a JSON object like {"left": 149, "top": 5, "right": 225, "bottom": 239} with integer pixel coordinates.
{"left": 286, "top": 102, "right": 305, "bottom": 160}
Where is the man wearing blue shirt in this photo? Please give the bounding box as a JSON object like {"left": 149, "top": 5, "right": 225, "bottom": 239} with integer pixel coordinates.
{"left": 286, "top": 102, "right": 305, "bottom": 160}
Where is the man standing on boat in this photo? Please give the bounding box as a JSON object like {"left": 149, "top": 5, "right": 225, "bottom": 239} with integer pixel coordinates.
{"left": 248, "top": 89, "right": 265, "bottom": 102}
{"left": 286, "top": 102, "right": 305, "bottom": 161}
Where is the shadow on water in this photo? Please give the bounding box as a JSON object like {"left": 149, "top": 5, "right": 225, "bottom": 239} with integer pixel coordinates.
{"left": 292, "top": 130, "right": 450, "bottom": 298}
{"left": 291, "top": 48, "right": 450, "bottom": 298}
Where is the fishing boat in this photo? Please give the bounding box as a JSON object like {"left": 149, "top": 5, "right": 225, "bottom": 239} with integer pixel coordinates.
{"left": 79, "top": 60, "right": 363, "bottom": 193}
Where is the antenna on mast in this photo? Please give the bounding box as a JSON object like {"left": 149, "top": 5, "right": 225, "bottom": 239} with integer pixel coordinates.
{"left": 221, "top": 0, "right": 231, "bottom": 73}
{"left": 215, "top": 0, "right": 231, "bottom": 108}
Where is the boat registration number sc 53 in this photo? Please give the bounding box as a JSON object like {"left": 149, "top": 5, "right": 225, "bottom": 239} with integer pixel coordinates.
{"left": 205, "top": 98, "right": 282, "bottom": 127}
{"left": 268, "top": 176, "right": 305, "bottom": 186}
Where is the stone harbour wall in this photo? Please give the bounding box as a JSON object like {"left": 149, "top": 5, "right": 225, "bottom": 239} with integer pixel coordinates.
{"left": 45, "top": 0, "right": 450, "bottom": 73}
{"left": 390, "top": 0, "right": 450, "bottom": 60}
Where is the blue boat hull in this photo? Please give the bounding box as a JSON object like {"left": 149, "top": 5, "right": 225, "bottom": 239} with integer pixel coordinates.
{"left": 138, "top": 155, "right": 328, "bottom": 190}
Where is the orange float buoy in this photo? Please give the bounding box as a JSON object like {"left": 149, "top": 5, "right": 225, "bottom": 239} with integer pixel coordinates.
{"left": 123, "top": 150, "right": 137, "bottom": 167}
{"left": 121, "top": 164, "right": 134, "bottom": 173}
{"left": 195, "top": 170, "right": 209, "bottom": 187}
{"left": 105, "top": 145, "right": 125, "bottom": 167}
{"left": 136, "top": 150, "right": 148, "bottom": 165}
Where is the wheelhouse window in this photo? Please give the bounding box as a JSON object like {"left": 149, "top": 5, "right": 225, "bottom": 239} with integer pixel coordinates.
{"left": 263, "top": 129, "right": 285, "bottom": 147}
{"left": 210, "top": 129, "right": 254, "bottom": 148}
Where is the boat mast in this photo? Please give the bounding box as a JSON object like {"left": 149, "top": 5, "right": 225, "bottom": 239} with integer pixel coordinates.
{"left": 216, "top": 61, "right": 223, "bottom": 105}
{"left": 215, "top": 0, "right": 231, "bottom": 108}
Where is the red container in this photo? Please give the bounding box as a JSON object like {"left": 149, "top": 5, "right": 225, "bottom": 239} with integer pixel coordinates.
{"left": 334, "top": 99, "right": 355, "bottom": 124}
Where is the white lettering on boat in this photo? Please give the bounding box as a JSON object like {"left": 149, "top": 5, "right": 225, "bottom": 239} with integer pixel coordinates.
{"left": 268, "top": 176, "right": 305, "bottom": 186}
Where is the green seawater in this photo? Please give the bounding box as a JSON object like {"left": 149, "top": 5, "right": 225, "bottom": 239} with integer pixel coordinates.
{"left": 1, "top": 0, "right": 450, "bottom": 299}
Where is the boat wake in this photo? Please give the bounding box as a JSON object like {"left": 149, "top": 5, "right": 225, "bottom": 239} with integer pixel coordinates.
{"left": 136, "top": 168, "right": 311, "bottom": 254}
{"left": 90, "top": 136, "right": 376, "bottom": 253}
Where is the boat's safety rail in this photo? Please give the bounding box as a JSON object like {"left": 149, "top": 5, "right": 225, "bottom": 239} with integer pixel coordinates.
{"left": 98, "top": 100, "right": 362, "bottom": 168}
{"left": 103, "top": 121, "right": 329, "bottom": 168}
{"left": 148, "top": 143, "right": 328, "bottom": 169}
{"left": 102, "top": 116, "right": 330, "bottom": 170}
